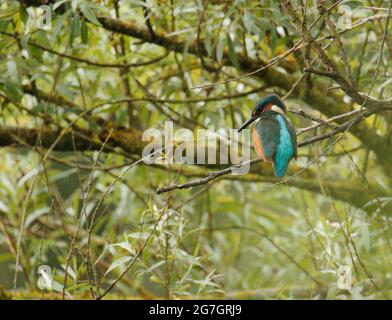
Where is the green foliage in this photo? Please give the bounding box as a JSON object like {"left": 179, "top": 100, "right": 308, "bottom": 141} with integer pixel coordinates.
{"left": 0, "top": 0, "right": 391, "bottom": 300}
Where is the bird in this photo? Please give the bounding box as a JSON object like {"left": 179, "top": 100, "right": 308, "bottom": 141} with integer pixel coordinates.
{"left": 238, "top": 94, "right": 297, "bottom": 177}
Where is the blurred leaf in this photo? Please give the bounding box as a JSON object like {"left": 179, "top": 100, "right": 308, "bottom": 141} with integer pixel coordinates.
{"left": 127, "top": 232, "right": 150, "bottom": 240}
{"left": 242, "top": 10, "right": 255, "bottom": 33}
{"left": 204, "top": 27, "right": 212, "bottom": 56}
{"left": 216, "top": 35, "right": 224, "bottom": 64}
{"left": 17, "top": 166, "right": 42, "bottom": 187}
{"left": 35, "top": 30, "right": 51, "bottom": 48}
{"left": 146, "top": 260, "right": 165, "bottom": 273}
{"left": 25, "top": 208, "right": 48, "bottom": 228}
{"left": 19, "top": 5, "right": 29, "bottom": 25}
{"left": 31, "top": 103, "right": 45, "bottom": 114}
{"left": 0, "top": 200, "right": 9, "bottom": 213}
{"left": 270, "top": 27, "right": 277, "bottom": 56}
{"left": 6, "top": 60, "right": 19, "bottom": 84}
{"left": 105, "top": 256, "right": 132, "bottom": 275}
{"left": 0, "top": 20, "right": 10, "bottom": 31}
{"left": 111, "top": 241, "right": 134, "bottom": 253}
{"left": 226, "top": 34, "right": 240, "bottom": 69}
{"left": 29, "top": 45, "right": 44, "bottom": 63}
{"left": 52, "top": 281, "right": 65, "bottom": 293}
{"left": 53, "top": 0, "right": 69, "bottom": 12}
{"left": 0, "top": 6, "right": 18, "bottom": 20}
{"left": 69, "top": 14, "right": 81, "bottom": 46}
{"left": 81, "top": 20, "right": 88, "bottom": 44}
{"left": 52, "top": 10, "right": 71, "bottom": 41}
{"left": 80, "top": 3, "right": 102, "bottom": 26}
{"left": 1, "top": 81, "right": 23, "bottom": 102}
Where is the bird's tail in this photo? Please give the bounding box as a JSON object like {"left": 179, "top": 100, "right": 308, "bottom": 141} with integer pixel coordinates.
{"left": 272, "top": 162, "right": 288, "bottom": 177}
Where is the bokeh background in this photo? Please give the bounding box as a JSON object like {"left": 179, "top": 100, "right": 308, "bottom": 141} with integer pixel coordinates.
{"left": 0, "top": 0, "right": 392, "bottom": 299}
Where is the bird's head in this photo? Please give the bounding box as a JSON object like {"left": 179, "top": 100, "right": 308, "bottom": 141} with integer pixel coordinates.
{"left": 238, "top": 94, "right": 286, "bottom": 132}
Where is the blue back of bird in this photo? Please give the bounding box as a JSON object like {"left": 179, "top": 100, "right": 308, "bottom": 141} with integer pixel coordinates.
{"left": 254, "top": 111, "right": 297, "bottom": 177}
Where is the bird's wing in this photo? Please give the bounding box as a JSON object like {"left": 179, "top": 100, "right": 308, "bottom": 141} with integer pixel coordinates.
{"left": 255, "top": 116, "right": 281, "bottom": 161}
{"left": 285, "top": 117, "right": 298, "bottom": 159}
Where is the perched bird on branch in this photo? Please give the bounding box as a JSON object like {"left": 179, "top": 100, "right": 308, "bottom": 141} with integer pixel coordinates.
{"left": 238, "top": 94, "right": 297, "bottom": 177}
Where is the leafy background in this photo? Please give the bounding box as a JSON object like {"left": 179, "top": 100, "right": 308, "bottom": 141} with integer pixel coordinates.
{"left": 0, "top": 0, "right": 391, "bottom": 299}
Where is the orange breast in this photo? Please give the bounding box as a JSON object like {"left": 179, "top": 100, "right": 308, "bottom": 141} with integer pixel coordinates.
{"left": 252, "top": 128, "right": 270, "bottom": 163}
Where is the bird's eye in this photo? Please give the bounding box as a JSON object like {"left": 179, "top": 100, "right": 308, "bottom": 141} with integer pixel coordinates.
{"left": 252, "top": 108, "right": 261, "bottom": 117}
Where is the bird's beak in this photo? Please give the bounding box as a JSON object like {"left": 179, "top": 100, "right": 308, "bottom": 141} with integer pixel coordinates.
{"left": 238, "top": 117, "right": 256, "bottom": 132}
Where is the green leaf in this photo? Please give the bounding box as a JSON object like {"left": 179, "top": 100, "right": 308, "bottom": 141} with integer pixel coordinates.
{"left": 35, "top": 30, "right": 51, "bottom": 48}
{"left": 81, "top": 3, "right": 102, "bottom": 26}
{"left": 51, "top": 281, "right": 64, "bottom": 293}
{"left": 81, "top": 20, "right": 88, "bottom": 44}
{"left": 0, "top": 20, "right": 10, "bottom": 32}
{"left": 110, "top": 241, "right": 133, "bottom": 253}
{"left": 226, "top": 34, "right": 240, "bottom": 69}
{"left": 19, "top": 5, "right": 29, "bottom": 25}
{"left": 379, "top": 77, "right": 392, "bottom": 92}
{"left": 6, "top": 60, "right": 19, "bottom": 84}
{"left": 127, "top": 232, "right": 151, "bottom": 240}
{"left": 17, "top": 166, "right": 42, "bottom": 187}
{"left": 19, "top": 35, "right": 29, "bottom": 51}
{"left": 69, "top": 14, "right": 81, "bottom": 46}
{"left": 25, "top": 207, "right": 49, "bottom": 228}
{"left": 0, "top": 199, "right": 9, "bottom": 213}
{"left": 29, "top": 45, "right": 44, "bottom": 63}
{"left": 270, "top": 27, "right": 277, "bottom": 56}
{"left": 149, "top": 275, "right": 162, "bottom": 284}
{"left": 31, "top": 103, "right": 45, "bottom": 114}
{"left": 0, "top": 6, "right": 18, "bottom": 20}
{"left": 71, "top": 0, "right": 78, "bottom": 11}
{"left": 242, "top": 10, "right": 254, "bottom": 33}
{"left": 146, "top": 260, "right": 166, "bottom": 273}
{"left": 2, "top": 81, "right": 23, "bottom": 102}
{"left": 204, "top": 27, "right": 212, "bottom": 56}
{"left": 105, "top": 256, "right": 132, "bottom": 275}
{"left": 53, "top": 0, "right": 69, "bottom": 12}
{"left": 52, "top": 10, "right": 71, "bottom": 41}
{"left": 216, "top": 35, "right": 224, "bottom": 64}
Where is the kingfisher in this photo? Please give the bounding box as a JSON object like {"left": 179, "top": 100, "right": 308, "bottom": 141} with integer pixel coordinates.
{"left": 238, "top": 94, "right": 297, "bottom": 177}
